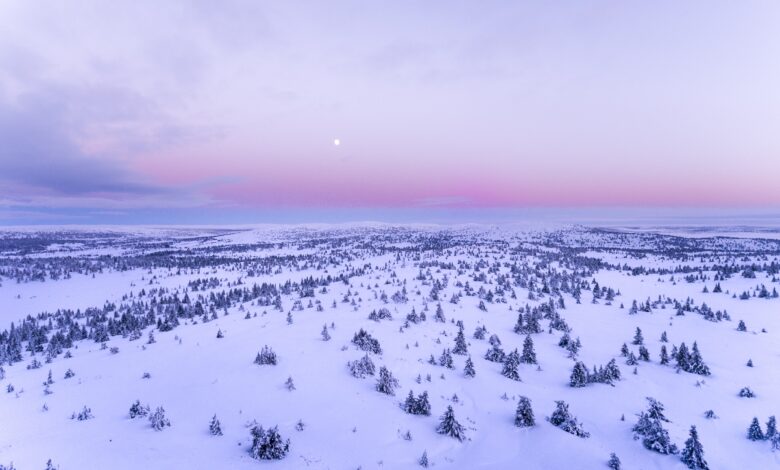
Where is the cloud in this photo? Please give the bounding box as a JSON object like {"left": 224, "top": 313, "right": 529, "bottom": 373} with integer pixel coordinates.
{"left": 0, "top": 88, "right": 167, "bottom": 196}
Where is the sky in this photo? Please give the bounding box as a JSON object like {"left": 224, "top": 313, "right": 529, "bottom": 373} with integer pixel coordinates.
{"left": 1, "top": 1, "right": 780, "bottom": 225}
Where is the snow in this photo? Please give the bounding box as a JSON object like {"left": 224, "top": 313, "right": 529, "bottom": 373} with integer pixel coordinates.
{"left": 1, "top": 225, "right": 779, "bottom": 469}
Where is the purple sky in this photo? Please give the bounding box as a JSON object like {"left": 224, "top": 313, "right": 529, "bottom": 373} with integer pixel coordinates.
{"left": 1, "top": 1, "right": 780, "bottom": 224}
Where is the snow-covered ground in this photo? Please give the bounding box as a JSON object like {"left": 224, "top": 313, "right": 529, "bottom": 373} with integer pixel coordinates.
{"left": 0, "top": 225, "right": 778, "bottom": 469}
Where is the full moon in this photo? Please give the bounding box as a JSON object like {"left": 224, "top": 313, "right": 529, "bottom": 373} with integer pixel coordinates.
{"left": 333, "top": 138, "right": 340, "bottom": 146}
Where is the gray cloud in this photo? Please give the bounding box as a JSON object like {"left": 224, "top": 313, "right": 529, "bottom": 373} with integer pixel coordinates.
{"left": 0, "top": 88, "right": 167, "bottom": 196}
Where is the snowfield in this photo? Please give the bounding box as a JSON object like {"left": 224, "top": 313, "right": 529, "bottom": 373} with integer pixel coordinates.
{"left": 0, "top": 225, "right": 779, "bottom": 469}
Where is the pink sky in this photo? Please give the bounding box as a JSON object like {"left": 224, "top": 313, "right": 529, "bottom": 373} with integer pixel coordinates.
{"left": 1, "top": 1, "right": 779, "bottom": 223}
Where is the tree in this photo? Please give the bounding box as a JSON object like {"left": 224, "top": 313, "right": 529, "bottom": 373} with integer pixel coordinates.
{"left": 453, "top": 327, "right": 468, "bottom": 355}
{"left": 210, "top": 414, "right": 223, "bottom": 436}
{"left": 376, "top": 366, "right": 399, "bottom": 395}
{"left": 680, "top": 425, "right": 708, "bottom": 469}
{"left": 549, "top": 400, "right": 589, "bottom": 438}
{"left": 689, "top": 342, "right": 711, "bottom": 376}
{"left": 419, "top": 450, "right": 429, "bottom": 467}
{"left": 633, "top": 398, "right": 677, "bottom": 455}
{"left": 464, "top": 356, "right": 476, "bottom": 378}
{"left": 514, "top": 396, "right": 535, "bottom": 427}
{"left": 632, "top": 327, "right": 644, "bottom": 345}
{"left": 520, "top": 335, "right": 537, "bottom": 364}
{"left": 321, "top": 325, "right": 331, "bottom": 341}
{"left": 129, "top": 400, "right": 150, "bottom": 418}
{"left": 436, "top": 405, "right": 466, "bottom": 441}
{"left": 250, "top": 426, "right": 290, "bottom": 460}
{"left": 501, "top": 349, "right": 521, "bottom": 381}
{"left": 638, "top": 345, "right": 650, "bottom": 362}
{"left": 484, "top": 344, "right": 505, "bottom": 363}
{"left": 570, "top": 362, "right": 588, "bottom": 387}
{"left": 439, "top": 348, "right": 454, "bottom": 369}
{"left": 748, "top": 417, "right": 764, "bottom": 441}
{"left": 149, "top": 407, "right": 171, "bottom": 431}
{"left": 607, "top": 453, "right": 621, "bottom": 470}
{"left": 766, "top": 416, "right": 777, "bottom": 440}
{"left": 255, "top": 346, "right": 277, "bottom": 365}
{"left": 660, "top": 345, "right": 669, "bottom": 365}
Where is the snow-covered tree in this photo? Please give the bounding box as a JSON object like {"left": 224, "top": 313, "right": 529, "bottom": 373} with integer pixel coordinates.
{"left": 249, "top": 426, "right": 290, "bottom": 460}
{"left": 464, "top": 356, "right": 476, "bottom": 378}
{"left": 149, "top": 406, "right": 171, "bottom": 431}
{"left": 514, "top": 396, "right": 535, "bottom": 427}
{"left": 680, "top": 425, "right": 708, "bottom": 469}
{"left": 436, "top": 405, "right": 466, "bottom": 441}
{"left": 209, "top": 414, "right": 223, "bottom": 436}
{"left": 520, "top": 335, "right": 537, "bottom": 364}
{"left": 501, "top": 349, "right": 521, "bottom": 381}
{"left": 376, "top": 366, "right": 399, "bottom": 395}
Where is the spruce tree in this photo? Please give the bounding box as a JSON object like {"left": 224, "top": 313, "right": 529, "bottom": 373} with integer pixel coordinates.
{"left": 632, "top": 327, "right": 644, "bottom": 345}
{"left": 570, "top": 361, "right": 589, "bottom": 387}
{"left": 520, "top": 335, "right": 537, "bottom": 364}
{"left": 210, "top": 414, "right": 223, "bottom": 436}
{"left": 607, "top": 453, "right": 621, "bottom": 470}
{"left": 514, "top": 396, "right": 535, "bottom": 427}
{"left": 249, "top": 426, "right": 290, "bottom": 460}
{"left": 436, "top": 405, "right": 466, "bottom": 441}
{"left": 376, "top": 366, "right": 399, "bottom": 395}
{"left": 680, "top": 425, "right": 708, "bottom": 469}
{"left": 747, "top": 417, "right": 764, "bottom": 440}
{"left": 419, "top": 450, "right": 429, "bottom": 467}
{"left": 464, "top": 356, "right": 476, "bottom": 378}
{"left": 501, "top": 349, "right": 521, "bottom": 381}
{"left": 452, "top": 327, "right": 468, "bottom": 355}
{"left": 766, "top": 416, "right": 777, "bottom": 440}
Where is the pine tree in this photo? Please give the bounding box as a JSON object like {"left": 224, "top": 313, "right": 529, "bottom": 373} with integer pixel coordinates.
{"left": 321, "top": 325, "right": 331, "bottom": 341}
{"left": 403, "top": 390, "right": 417, "bottom": 414}
{"left": 660, "top": 345, "right": 669, "bottom": 365}
{"left": 210, "top": 414, "right": 223, "bottom": 436}
{"left": 520, "top": 335, "right": 537, "bottom": 364}
{"left": 549, "top": 400, "right": 589, "bottom": 438}
{"left": 633, "top": 327, "right": 644, "bottom": 345}
{"left": 660, "top": 331, "right": 668, "bottom": 343}
{"left": 570, "top": 361, "right": 589, "bottom": 387}
{"left": 249, "top": 426, "right": 290, "bottom": 460}
{"left": 747, "top": 417, "right": 764, "bottom": 440}
{"left": 633, "top": 398, "right": 677, "bottom": 454}
{"left": 689, "top": 342, "right": 711, "bottom": 376}
{"left": 766, "top": 416, "right": 777, "bottom": 440}
{"left": 439, "top": 348, "right": 454, "bottom": 369}
{"left": 149, "top": 406, "right": 171, "bottom": 431}
{"left": 501, "top": 349, "right": 521, "bottom": 381}
{"left": 607, "top": 453, "right": 621, "bottom": 470}
{"left": 638, "top": 345, "right": 650, "bottom": 361}
{"left": 376, "top": 366, "right": 399, "bottom": 395}
{"left": 680, "top": 425, "right": 708, "bottom": 469}
{"left": 484, "top": 344, "right": 505, "bottom": 363}
{"left": 452, "top": 327, "right": 468, "bottom": 355}
{"left": 603, "top": 359, "right": 621, "bottom": 383}
{"left": 676, "top": 342, "right": 691, "bottom": 371}
{"left": 436, "top": 405, "right": 466, "bottom": 441}
{"left": 255, "top": 346, "right": 277, "bottom": 365}
{"left": 419, "top": 450, "right": 429, "bottom": 467}
{"left": 625, "top": 351, "right": 638, "bottom": 366}
{"left": 464, "top": 356, "right": 476, "bottom": 378}
{"left": 514, "top": 396, "right": 535, "bottom": 427}
{"left": 416, "top": 391, "right": 431, "bottom": 416}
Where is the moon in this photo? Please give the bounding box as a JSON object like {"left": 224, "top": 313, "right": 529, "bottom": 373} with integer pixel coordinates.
{"left": 333, "top": 138, "right": 340, "bottom": 146}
